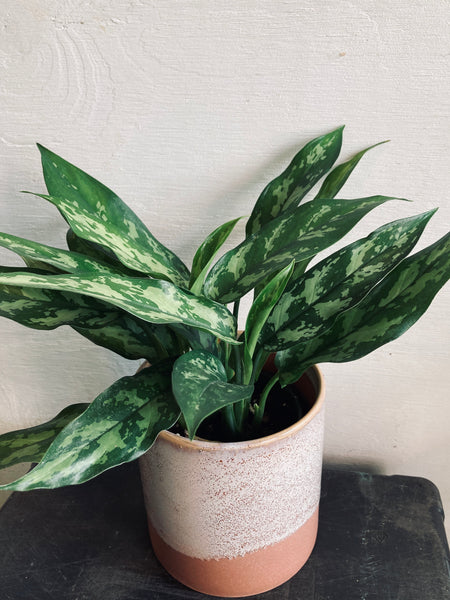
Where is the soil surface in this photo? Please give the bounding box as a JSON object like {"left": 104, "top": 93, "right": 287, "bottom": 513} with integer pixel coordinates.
{"left": 169, "top": 372, "right": 311, "bottom": 443}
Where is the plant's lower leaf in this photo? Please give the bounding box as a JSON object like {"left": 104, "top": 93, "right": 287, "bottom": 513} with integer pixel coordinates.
{"left": 0, "top": 364, "right": 180, "bottom": 490}
{"left": 0, "top": 270, "right": 120, "bottom": 330}
{"left": 75, "top": 316, "right": 181, "bottom": 361}
{"left": 0, "top": 404, "right": 88, "bottom": 469}
{"left": 205, "top": 195, "right": 401, "bottom": 303}
{"left": 261, "top": 210, "right": 436, "bottom": 350}
{"left": 314, "top": 141, "right": 388, "bottom": 200}
{"left": 276, "top": 232, "right": 450, "bottom": 385}
{"left": 172, "top": 350, "right": 253, "bottom": 439}
{"left": 0, "top": 231, "right": 115, "bottom": 275}
{"left": 0, "top": 271, "right": 237, "bottom": 343}
{"left": 246, "top": 127, "right": 344, "bottom": 236}
{"left": 170, "top": 323, "right": 220, "bottom": 355}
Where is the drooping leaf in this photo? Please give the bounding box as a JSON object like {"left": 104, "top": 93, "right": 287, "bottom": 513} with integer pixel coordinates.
{"left": 261, "top": 210, "right": 437, "bottom": 350}
{"left": 276, "top": 232, "right": 450, "bottom": 385}
{"left": 170, "top": 323, "right": 220, "bottom": 355}
{"left": 204, "top": 195, "right": 402, "bottom": 303}
{"left": 34, "top": 145, "right": 190, "bottom": 286}
{"left": 0, "top": 268, "right": 120, "bottom": 330}
{"left": 245, "top": 259, "right": 295, "bottom": 358}
{"left": 0, "top": 404, "right": 88, "bottom": 469}
{"left": 246, "top": 127, "right": 344, "bottom": 236}
{"left": 190, "top": 217, "right": 244, "bottom": 294}
{"left": 0, "top": 364, "right": 180, "bottom": 490}
{"left": 315, "top": 141, "right": 389, "bottom": 200}
{"left": 0, "top": 231, "right": 116, "bottom": 275}
{"left": 172, "top": 350, "right": 253, "bottom": 439}
{"left": 74, "top": 315, "right": 181, "bottom": 361}
{"left": 0, "top": 271, "right": 238, "bottom": 343}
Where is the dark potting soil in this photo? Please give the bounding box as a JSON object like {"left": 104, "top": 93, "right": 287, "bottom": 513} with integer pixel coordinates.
{"left": 169, "top": 372, "right": 310, "bottom": 443}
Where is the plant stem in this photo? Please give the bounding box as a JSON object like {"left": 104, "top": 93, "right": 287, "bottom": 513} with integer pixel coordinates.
{"left": 224, "top": 404, "right": 238, "bottom": 437}
{"left": 251, "top": 348, "right": 269, "bottom": 384}
{"left": 253, "top": 372, "right": 279, "bottom": 428}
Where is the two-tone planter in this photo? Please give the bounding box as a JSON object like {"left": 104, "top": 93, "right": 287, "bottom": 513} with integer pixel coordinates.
{"left": 139, "top": 365, "right": 325, "bottom": 597}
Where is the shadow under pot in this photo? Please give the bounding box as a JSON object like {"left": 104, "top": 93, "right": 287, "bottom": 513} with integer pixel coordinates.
{"left": 139, "top": 363, "right": 325, "bottom": 597}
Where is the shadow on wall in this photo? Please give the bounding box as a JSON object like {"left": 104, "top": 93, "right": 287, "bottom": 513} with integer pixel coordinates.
{"left": 0, "top": 463, "right": 30, "bottom": 509}
{"left": 323, "top": 458, "right": 384, "bottom": 476}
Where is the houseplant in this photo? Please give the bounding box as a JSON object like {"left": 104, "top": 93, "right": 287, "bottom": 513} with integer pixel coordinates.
{"left": 0, "top": 127, "right": 448, "bottom": 595}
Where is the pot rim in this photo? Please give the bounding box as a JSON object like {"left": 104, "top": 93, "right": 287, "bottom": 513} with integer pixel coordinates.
{"left": 155, "top": 364, "right": 325, "bottom": 452}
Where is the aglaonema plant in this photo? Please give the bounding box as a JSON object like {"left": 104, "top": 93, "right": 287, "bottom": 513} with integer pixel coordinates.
{"left": 0, "top": 126, "right": 448, "bottom": 491}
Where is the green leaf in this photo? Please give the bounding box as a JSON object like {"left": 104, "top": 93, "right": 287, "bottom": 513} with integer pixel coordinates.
{"left": 74, "top": 315, "right": 181, "bottom": 361}
{"left": 0, "top": 271, "right": 238, "bottom": 343}
{"left": 246, "top": 127, "right": 344, "bottom": 236}
{"left": 261, "top": 210, "right": 437, "bottom": 350}
{"left": 0, "top": 268, "right": 120, "bottom": 330}
{"left": 170, "top": 323, "right": 220, "bottom": 355}
{"left": 0, "top": 404, "right": 88, "bottom": 469}
{"left": 0, "top": 364, "right": 180, "bottom": 490}
{"left": 190, "top": 217, "right": 244, "bottom": 294}
{"left": 245, "top": 259, "right": 295, "bottom": 358}
{"left": 21, "top": 258, "right": 63, "bottom": 274}
{"left": 276, "top": 232, "right": 450, "bottom": 385}
{"left": 172, "top": 350, "right": 253, "bottom": 439}
{"left": 66, "top": 229, "right": 146, "bottom": 278}
{"left": 34, "top": 145, "right": 190, "bottom": 286}
{"left": 204, "top": 195, "right": 401, "bottom": 303}
{"left": 0, "top": 231, "right": 116, "bottom": 275}
{"left": 315, "top": 141, "right": 389, "bottom": 200}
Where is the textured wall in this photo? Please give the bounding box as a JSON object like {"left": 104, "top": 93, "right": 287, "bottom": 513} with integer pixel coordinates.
{"left": 0, "top": 1, "right": 449, "bottom": 532}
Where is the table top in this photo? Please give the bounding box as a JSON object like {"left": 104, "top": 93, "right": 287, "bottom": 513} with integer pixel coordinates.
{"left": 0, "top": 462, "right": 449, "bottom": 600}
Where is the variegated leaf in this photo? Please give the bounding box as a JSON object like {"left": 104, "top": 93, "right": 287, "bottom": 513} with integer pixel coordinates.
{"left": 0, "top": 404, "right": 88, "bottom": 469}
{"left": 245, "top": 259, "right": 295, "bottom": 358}
{"left": 0, "top": 231, "right": 116, "bottom": 275}
{"left": 0, "top": 271, "right": 237, "bottom": 342}
{"left": 190, "top": 217, "right": 243, "bottom": 294}
{"left": 0, "top": 269, "right": 120, "bottom": 330}
{"left": 170, "top": 323, "right": 220, "bottom": 355}
{"left": 172, "top": 350, "right": 253, "bottom": 439}
{"left": 261, "top": 210, "right": 436, "bottom": 350}
{"left": 204, "top": 195, "right": 400, "bottom": 303}
{"left": 22, "top": 258, "right": 63, "bottom": 273}
{"left": 315, "top": 141, "right": 388, "bottom": 200}
{"left": 0, "top": 364, "right": 180, "bottom": 490}
{"left": 276, "top": 232, "right": 450, "bottom": 385}
{"left": 246, "top": 127, "right": 344, "bottom": 236}
{"left": 35, "top": 145, "right": 190, "bottom": 286}
{"left": 75, "top": 316, "right": 181, "bottom": 361}
{"left": 66, "top": 228, "right": 146, "bottom": 278}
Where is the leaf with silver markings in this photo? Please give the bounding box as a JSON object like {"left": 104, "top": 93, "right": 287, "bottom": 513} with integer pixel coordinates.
{"left": 172, "top": 350, "right": 253, "bottom": 439}
{"left": 0, "top": 364, "right": 180, "bottom": 490}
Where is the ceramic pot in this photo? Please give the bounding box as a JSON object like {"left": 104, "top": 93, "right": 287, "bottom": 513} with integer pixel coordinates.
{"left": 139, "top": 364, "right": 325, "bottom": 597}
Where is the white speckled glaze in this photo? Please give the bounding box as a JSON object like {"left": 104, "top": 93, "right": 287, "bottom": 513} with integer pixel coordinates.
{"left": 139, "top": 365, "right": 325, "bottom": 561}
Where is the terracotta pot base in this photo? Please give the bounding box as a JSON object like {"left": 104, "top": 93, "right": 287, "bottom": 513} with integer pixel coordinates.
{"left": 148, "top": 507, "right": 319, "bottom": 598}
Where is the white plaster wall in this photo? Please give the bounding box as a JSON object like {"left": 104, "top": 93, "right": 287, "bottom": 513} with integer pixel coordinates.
{"left": 0, "top": 1, "right": 449, "bottom": 534}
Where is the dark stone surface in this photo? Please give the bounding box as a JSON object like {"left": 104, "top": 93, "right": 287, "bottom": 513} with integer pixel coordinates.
{"left": 0, "top": 463, "right": 449, "bottom": 599}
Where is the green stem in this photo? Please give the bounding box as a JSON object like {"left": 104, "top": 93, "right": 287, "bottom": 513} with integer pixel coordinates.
{"left": 251, "top": 348, "right": 269, "bottom": 384}
{"left": 253, "top": 372, "right": 279, "bottom": 428}
{"left": 224, "top": 405, "right": 238, "bottom": 437}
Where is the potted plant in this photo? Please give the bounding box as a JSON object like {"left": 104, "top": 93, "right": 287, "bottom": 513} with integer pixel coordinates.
{"left": 0, "top": 127, "right": 448, "bottom": 596}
